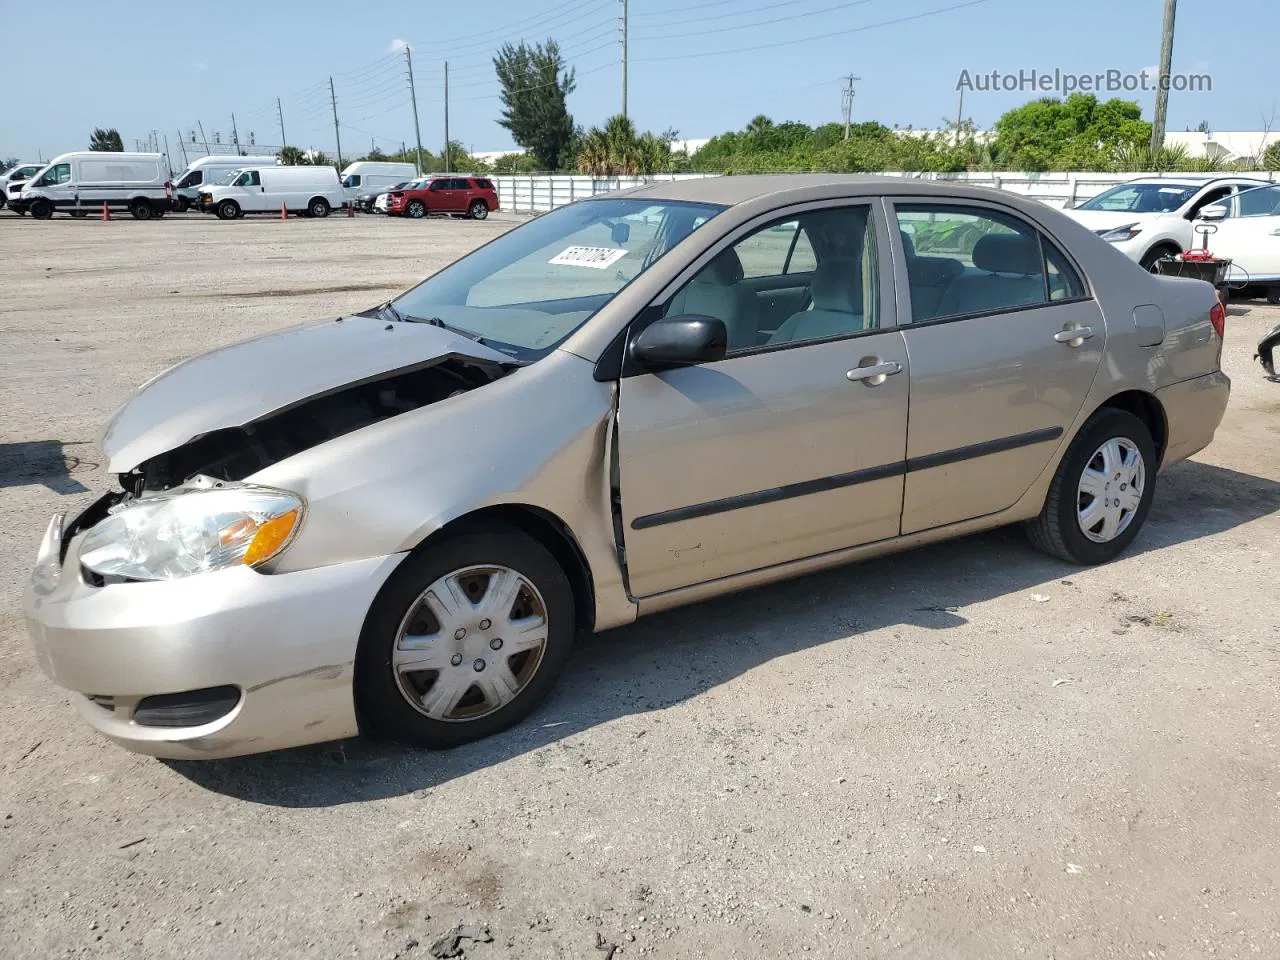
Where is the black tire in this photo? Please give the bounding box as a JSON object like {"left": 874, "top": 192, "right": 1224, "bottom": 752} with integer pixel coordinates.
{"left": 1139, "top": 246, "right": 1176, "bottom": 273}
{"left": 1268, "top": 287, "right": 1280, "bottom": 306}
{"left": 175, "top": 197, "right": 190, "bottom": 213}
{"left": 130, "top": 199, "right": 153, "bottom": 221}
{"left": 0, "top": 194, "right": 6, "bottom": 211}
{"left": 308, "top": 197, "right": 330, "bottom": 218}
{"left": 355, "top": 525, "right": 576, "bottom": 749}
{"left": 216, "top": 199, "right": 240, "bottom": 221}
{"left": 69, "top": 210, "right": 87, "bottom": 218}
{"left": 1026, "top": 408, "right": 1158, "bottom": 565}
{"left": 29, "top": 198, "right": 53, "bottom": 220}
{"left": 406, "top": 199, "right": 426, "bottom": 219}
{"left": 152, "top": 205, "right": 165, "bottom": 219}
{"left": 468, "top": 200, "right": 489, "bottom": 221}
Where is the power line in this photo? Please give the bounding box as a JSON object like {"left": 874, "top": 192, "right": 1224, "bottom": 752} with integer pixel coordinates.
{"left": 635, "top": 0, "right": 870, "bottom": 33}
{"left": 417, "top": 0, "right": 610, "bottom": 54}
{"left": 633, "top": 0, "right": 756, "bottom": 18}
{"left": 634, "top": 0, "right": 989, "bottom": 62}
{"left": 446, "top": 36, "right": 620, "bottom": 90}
{"left": 455, "top": 57, "right": 617, "bottom": 103}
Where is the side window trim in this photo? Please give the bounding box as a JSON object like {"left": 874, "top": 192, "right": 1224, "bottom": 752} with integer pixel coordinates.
{"left": 886, "top": 196, "right": 1092, "bottom": 326}
{"left": 620, "top": 199, "right": 896, "bottom": 376}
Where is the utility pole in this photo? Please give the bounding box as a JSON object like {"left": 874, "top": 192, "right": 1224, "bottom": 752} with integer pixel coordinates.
{"left": 444, "top": 61, "right": 451, "bottom": 173}
{"left": 954, "top": 86, "right": 965, "bottom": 146}
{"left": 329, "top": 76, "right": 344, "bottom": 169}
{"left": 1150, "top": 0, "right": 1177, "bottom": 155}
{"left": 620, "top": 0, "right": 629, "bottom": 120}
{"left": 197, "top": 120, "right": 211, "bottom": 157}
{"left": 163, "top": 134, "right": 172, "bottom": 175}
{"left": 230, "top": 113, "right": 241, "bottom": 154}
{"left": 405, "top": 45, "right": 425, "bottom": 176}
{"left": 276, "top": 97, "right": 287, "bottom": 150}
{"left": 841, "top": 75, "right": 861, "bottom": 139}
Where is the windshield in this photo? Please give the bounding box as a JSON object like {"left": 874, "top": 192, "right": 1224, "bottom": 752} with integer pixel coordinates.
{"left": 389, "top": 198, "right": 724, "bottom": 361}
{"left": 1236, "top": 184, "right": 1280, "bottom": 217}
{"left": 1078, "top": 183, "right": 1198, "bottom": 213}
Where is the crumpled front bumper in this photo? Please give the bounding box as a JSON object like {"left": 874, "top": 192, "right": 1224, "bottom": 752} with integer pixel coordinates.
{"left": 24, "top": 510, "right": 404, "bottom": 759}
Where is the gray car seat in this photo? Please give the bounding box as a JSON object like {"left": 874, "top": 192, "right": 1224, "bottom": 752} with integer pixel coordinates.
{"left": 933, "top": 233, "right": 1045, "bottom": 318}
{"left": 768, "top": 258, "right": 865, "bottom": 344}
{"left": 665, "top": 249, "right": 760, "bottom": 351}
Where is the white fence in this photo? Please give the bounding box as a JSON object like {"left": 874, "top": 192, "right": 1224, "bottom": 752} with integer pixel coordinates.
{"left": 489, "top": 170, "right": 1280, "bottom": 214}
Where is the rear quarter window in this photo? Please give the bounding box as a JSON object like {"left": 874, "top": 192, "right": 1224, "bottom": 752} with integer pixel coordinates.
{"left": 474, "top": 179, "right": 494, "bottom": 190}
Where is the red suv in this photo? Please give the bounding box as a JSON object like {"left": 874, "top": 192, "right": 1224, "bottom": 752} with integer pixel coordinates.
{"left": 386, "top": 176, "right": 499, "bottom": 220}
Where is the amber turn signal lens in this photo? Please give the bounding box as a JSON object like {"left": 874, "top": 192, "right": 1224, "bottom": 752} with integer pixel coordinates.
{"left": 244, "top": 509, "right": 301, "bottom": 567}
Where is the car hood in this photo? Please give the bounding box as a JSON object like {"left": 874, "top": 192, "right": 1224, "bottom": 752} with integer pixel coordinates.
{"left": 101, "top": 314, "right": 513, "bottom": 473}
{"left": 1064, "top": 208, "right": 1156, "bottom": 232}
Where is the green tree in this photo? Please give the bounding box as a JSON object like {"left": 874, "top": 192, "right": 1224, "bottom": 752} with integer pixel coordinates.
{"left": 494, "top": 40, "right": 576, "bottom": 170}
{"left": 277, "top": 146, "right": 307, "bottom": 165}
{"left": 1264, "top": 141, "right": 1280, "bottom": 170}
{"left": 89, "top": 127, "right": 124, "bottom": 151}
{"left": 992, "top": 94, "right": 1150, "bottom": 171}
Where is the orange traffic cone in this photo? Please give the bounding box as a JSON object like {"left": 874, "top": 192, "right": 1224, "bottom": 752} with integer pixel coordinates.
{"left": 101, "top": 202, "right": 110, "bottom": 221}
{"left": 280, "top": 203, "right": 288, "bottom": 220}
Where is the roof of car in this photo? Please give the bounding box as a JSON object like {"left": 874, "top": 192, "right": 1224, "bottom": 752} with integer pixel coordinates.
{"left": 1121, "top": 175, "right": 1270, "bottom": 186}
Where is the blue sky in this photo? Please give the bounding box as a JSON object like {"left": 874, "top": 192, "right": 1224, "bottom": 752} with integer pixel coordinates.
{"left": 1, "top": 0, "right": 1271, "bottom": 165}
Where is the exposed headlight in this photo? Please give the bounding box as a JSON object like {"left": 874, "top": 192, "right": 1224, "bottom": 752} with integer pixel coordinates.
{"left": 79, "top": 486, "right": 304, "bottom": 581}
{"left": 1098, "top": 223, "right": 1143, "bottom": 242}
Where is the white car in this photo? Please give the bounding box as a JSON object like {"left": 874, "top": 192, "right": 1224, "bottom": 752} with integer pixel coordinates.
{"left": 1197, "top": 184, "right": 1280, "bottom": 300}
{"left": 1065, "top": 177, "right": 1268, "bottom": 271}
{"left": 198, "top": 165, "right": 345, "bottom": 219}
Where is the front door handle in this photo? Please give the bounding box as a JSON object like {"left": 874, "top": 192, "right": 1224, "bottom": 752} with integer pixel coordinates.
{"left": 846, "top": 359, "right": 902, "bottom": 386}
{"left": 1054, "top": 325, "right": 1095, "bottom": 345}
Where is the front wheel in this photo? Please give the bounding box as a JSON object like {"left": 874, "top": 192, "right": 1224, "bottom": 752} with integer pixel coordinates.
{"left": 405, "top": 200, "right": 425, "bottom": 219}
{"left": 355, "top": 526, "right": 576, "bottom": 749}
{"left": 175, "top": 197, "right": 190, "bottom": 213}
{"left": 216, "top": 200, "right": 240, "bottom": 221}
{"left": 1026, "top": 408, "right": 1157, "bottom": 565}
{"left": 1268, "top": 287, "right": 1280, "bottom": 306}
{"left": 29, "top": 198, "right": 53, "bottom": 220}
{"left": 1139, "top": 247, "right": 1173, "bottom": 273}
{"left": 308, "top": 197, "right": 330, "bottom": 218}
{"left": 468, "top": 200, "right": 489, "bottom": 221}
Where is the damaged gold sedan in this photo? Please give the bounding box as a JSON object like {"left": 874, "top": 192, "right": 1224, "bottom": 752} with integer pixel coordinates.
{"left": 25, "top": 176, "right": 1229, "bottom": 757}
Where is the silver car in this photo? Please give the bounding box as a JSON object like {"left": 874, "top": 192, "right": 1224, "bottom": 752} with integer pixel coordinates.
{"left": 24, "top": 175, "right": 1230, "bottom": 758}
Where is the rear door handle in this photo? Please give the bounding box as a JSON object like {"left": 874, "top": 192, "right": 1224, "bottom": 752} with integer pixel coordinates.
{"left": 846, "top": 360, "right": 902, "bottom": 385}
{"left": 1054, "top": 325, "right": 1094, "bottom": 345}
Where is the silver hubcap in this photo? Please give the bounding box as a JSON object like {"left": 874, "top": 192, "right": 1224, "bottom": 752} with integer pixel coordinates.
{"left": 391, "top": 565, "right": 548, "bottom": 722}
{"left": 1077, "top": 437, "right": 1145, "bottom": 543}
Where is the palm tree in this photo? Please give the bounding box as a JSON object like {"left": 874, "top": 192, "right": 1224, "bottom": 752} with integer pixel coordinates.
{"left": 89, "top": 127, "right": 124, "bottom": 151}
{"left": 576, "top": 128, "right": 611, "bottom": 175}
{"left": 602, "top": 115, "right": 640, "bottom": 175}
{"left": 277, "top": 146, "right": 307, "bottom": 165}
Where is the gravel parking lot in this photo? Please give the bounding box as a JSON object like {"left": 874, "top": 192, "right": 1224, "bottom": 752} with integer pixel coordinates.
{"left": 1, "top": 214, "right": 1278, "bottom": 960}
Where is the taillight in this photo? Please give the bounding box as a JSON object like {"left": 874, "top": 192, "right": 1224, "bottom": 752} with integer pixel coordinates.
{"left": 1209, "top": 300, "right": 1226, "bottom": 339}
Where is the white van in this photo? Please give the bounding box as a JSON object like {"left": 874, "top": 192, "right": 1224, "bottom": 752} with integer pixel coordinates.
{"left": 199, "top": 165, "right": 345, "bottom": 219}
{"left": 340, "top": 161, "right": 417, "bottom": 200}
{"left": 18, "top": 152, "right": 171, "bottom": 220}
{"left": 172, "top": 155, "right": 279, "bottom": 211}
{"left": 1, "top": 161, "right": 45, "bottom": 211}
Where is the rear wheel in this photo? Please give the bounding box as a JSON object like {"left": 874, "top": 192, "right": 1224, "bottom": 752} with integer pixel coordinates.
{"left": 29, "top": 198, "right": 53, "bottom": 220}
{"left": 406, "top": 199, "right": 426, "bottom": 219}
{"left": 308, "top": 197, "right": 330, "bottom": 218}
{"left": 216, "top": 199, "right": 240, "bottom": 221}
{"left": 1268, "top": 287, "right": 1280, "bottom": 306}
{"left": 1027, "top": 408, "right": 1157, "bottom": 565}
{"left": 355, "top": 526, "right": 575, "bottom": 749}
{"left": 468, "top": 200, "right": 489, "bottom": 221}
{"left": 130, "top": 199, "right": 154, "bottom": 221}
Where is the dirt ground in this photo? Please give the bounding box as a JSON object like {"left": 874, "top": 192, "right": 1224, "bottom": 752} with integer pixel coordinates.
{"left": 0, "top": 213, "right": 1277, "bottom": 960}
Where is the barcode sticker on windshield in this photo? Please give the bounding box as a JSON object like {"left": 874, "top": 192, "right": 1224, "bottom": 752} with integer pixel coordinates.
{"left": 549, "top": 246, "right": 628, "bottom": 269}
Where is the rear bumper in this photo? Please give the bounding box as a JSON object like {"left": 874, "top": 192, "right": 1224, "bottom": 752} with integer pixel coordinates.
{"left": 1156, "top": 370, "right": 1231, "bottom": 467}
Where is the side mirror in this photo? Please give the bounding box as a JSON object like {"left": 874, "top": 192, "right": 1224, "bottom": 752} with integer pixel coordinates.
{"left": 631, "top": 315, "right": 728, "bottom": 370}
{"left": 611, "top": 221, "right": 630, "bottom": 245}
{"left": 1197, "top": 204, "right": 1229, "bottom": 222}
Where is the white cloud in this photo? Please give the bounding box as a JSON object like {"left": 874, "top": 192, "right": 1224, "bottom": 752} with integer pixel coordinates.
{"left": 1139, "top": 64, "right": 1158, "bottom": 79}
{"left": 388, "top": 38, "right": 409, "bottom": 53}
{"left": 193, "top": 61, "right": 209, "bottom": 71}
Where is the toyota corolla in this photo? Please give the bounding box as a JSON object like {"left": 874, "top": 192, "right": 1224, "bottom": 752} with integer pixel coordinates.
{"left": 25, "top": 175, "right": 1230, "bottom": 759}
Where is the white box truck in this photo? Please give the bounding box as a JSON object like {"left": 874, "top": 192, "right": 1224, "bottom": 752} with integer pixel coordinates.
{"left": 198, "top": 165, "right": 345, "bottom": 219}
{"left": 172, "top": 155, "right": 280, "bottom": 211}
{"left": 18, "top": 152, "right": 172, "bottom": 220}
{"left": 340, "top": 161, "right": 417, "bottom": 201}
